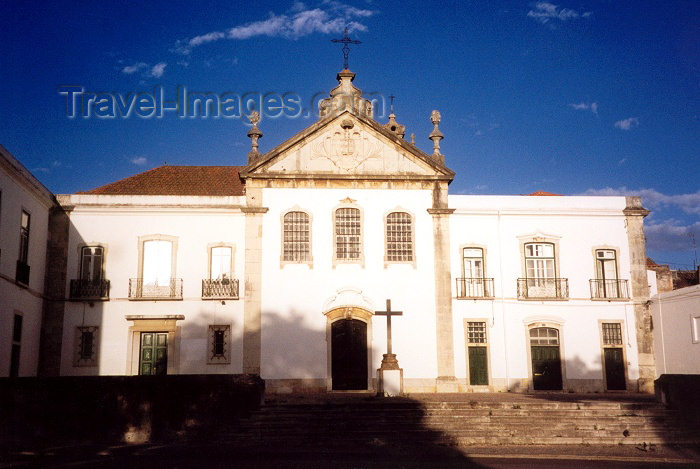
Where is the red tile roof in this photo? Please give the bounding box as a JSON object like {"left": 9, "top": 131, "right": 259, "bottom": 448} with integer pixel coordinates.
{"left": 527, "top": 190, "right": 563, "bottom": 196}
{"left": 77, "top": 165, "right": 246, "bottom": 196}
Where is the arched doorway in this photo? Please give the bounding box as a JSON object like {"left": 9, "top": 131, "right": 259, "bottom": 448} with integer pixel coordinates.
{"left": 529, "top": 327, "right": 563, "bottom": 390}
{"left": 331, "top": 318, "right": 368, "bottom": 390}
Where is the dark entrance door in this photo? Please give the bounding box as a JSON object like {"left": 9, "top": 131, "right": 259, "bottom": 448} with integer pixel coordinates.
{"left": 468, "top": 346, "right": 488, "bottom": 385}
{"left": 331, "top": 319, "right": 367, "bottom": 390}
{"left": 604, "top": 348, "right": 626, "bottom": 390}
{"left": 140, "top": 332, "right": 168, "bottom": 375}
{"left": 531, "top": 345, "right": 563, "bottom": 390}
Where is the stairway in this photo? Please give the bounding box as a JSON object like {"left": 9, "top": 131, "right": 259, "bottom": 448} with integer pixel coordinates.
{"left": 223, "top": 394, "right": 700, "bottom": 450}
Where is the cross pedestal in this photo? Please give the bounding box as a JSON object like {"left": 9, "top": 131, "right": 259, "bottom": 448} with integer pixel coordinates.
{"left": 375, "top": 299, "right": 404, "bottom": 397}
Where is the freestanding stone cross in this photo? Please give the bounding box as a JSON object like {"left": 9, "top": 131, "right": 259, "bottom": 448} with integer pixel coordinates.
{"left": 375, "top": 299, "right": 403, "bottom": 355}
{"left": 331, "top": 27, "right": 361, "bottom": 70}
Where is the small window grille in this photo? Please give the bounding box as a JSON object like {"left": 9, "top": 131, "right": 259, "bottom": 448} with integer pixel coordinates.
{"left": 283, "top": 211, "right": 310, "bottom": 262}
{"left": 529, "top": 327, "right": 559, "bottom": 345}
{"left": 75, "top": 326, "right": 98, "bottom": 366}
{"left": 208, "top": 325, "right": 231, "bottom": 363}
{"left": 335, "top": 208, "right": 361, "bottom": 260}
{"left": 602, "top": 323, "right": 623, "bottom": 345}
{"left": 467, "top": 321, "right": 487, "bottom": 344}
{"left": 386, "top": 212, "right": 413, "bottom": 262}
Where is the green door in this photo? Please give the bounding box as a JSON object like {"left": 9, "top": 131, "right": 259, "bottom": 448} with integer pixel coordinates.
{"left": 140, "top": 332, "right": 168, "bottom": 375}
{"left": 531, "top": 345, "right": 562, "bottom": 390}
{"left": 468, "top": 346, "right": 488, "bottom": 385}
{"left": 604, "top": 348, "right": 626, "bottom": 390}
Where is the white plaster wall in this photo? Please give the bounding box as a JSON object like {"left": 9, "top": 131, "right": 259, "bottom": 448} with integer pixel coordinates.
{"left": 58, "top": 196, "right": 247, "bottom": 376}
{"left": 651, "top": 285, "right": 700, "bottom": 376}
{"left": 259, "top": 187, "right": 438, "bottom": 381}
{"left": 449, "top": 195, "right": 640, "bottom": 388}
{"left": 0, "top": 163, "right": 51, "bottom": 376}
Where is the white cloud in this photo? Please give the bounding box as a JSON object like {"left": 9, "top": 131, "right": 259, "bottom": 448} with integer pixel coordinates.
{"left": 150, "top": 62, "right": 167, "bottom": 78}
{"left": 570, "top": 102, "right": 598, "bottom": 114}
{"left": 645, "top": 220, "right": 700, "bottom": 252}
{"left": 579, "top": 187, "right": 700, "bottom": 215}
{"left": 130, "top": 156, "right": 148, "bottom": 166}
{"left": 527, "top": 2, "right": 592, "bottom": 24}
{"left": 122, "top": 62, "right": 148, "bottom": 74}
{"left": 175, "top": 2, "right": 375, "bottom": 55}
{"left": 614, "top": 117, "right": 639, "bottom": 130}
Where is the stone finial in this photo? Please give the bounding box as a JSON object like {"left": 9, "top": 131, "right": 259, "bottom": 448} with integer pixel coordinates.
{"left": 429, "top": 110, "right": 444, "bottom": 161}
{"left": 383, "top": 113, "right": 406, "bottom": 139}
{"left": 246, "top": 111, "right": 262, "bottom": 162}
{"left": 410, "top": 133, "right": 415, "bottom": 145}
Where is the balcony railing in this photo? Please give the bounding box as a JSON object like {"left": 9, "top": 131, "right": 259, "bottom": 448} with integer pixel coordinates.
{"left": 590, "top": 279, "right": 629, "bottom": 299}
{"left": 129, "top": 278, "right": 183, "bottom": 300}
{"left": 202, "top": 278, "right": 239, "bottom": 299}
{"left": 15, "top": 260, "right": 30, "bottom": 285}
{"left": 517, "top": 278, "right": 569, "bottom": 300}
{"left": 70, "top": 279, "right": 110, "bottom": 300}
{"left": 455, "top": 277, "right": 494, "bottom": 298}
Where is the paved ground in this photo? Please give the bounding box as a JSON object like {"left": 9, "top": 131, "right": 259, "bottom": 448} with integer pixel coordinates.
{"left": 3, "top": 442, "right": 699, "bottom": 468}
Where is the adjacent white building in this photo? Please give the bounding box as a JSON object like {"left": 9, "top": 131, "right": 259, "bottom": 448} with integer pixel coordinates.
{"left": 1, "top": 69, "right": 657, "bottom": 393}
{"left": 0, "top": 145, "right": 55, "bottom": 377}
{"left": 650, "top": 285, "right": 700, "bottom": 377}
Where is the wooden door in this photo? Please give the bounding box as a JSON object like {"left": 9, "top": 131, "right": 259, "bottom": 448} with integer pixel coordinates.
{"left": 468, "top": 346, "right": 488, "bottom": 385}
{"left": 331, "top": 319, "right": 367, "bottom": 390}
{"left": 531, "top": 345, "right": 562, "bottom": 390}
{"left": 140, "top": 332, "right": 168, "bottom": 375}
{"left": 604, "top": 348, "right": 626, "bottom": 390}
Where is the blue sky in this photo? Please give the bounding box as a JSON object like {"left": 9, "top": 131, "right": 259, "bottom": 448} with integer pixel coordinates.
{"left": 1, "top": 1, "right": 698, "bottom": 267}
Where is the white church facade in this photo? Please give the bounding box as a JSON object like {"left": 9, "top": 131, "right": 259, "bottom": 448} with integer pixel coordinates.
{"left": 2, "top": 68, "right": 655, "bottom": 394}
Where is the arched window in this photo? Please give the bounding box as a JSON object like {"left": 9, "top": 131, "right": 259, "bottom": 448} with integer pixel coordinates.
{"left": 283, "top": 211, "right": 310, "bottom": 262}
{"left": 385, "top": 212, "right": 413, "bottom": 262}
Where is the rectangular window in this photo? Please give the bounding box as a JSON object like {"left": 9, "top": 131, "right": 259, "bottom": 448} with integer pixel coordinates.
{"left": 386, "top": 212, "right": 413, "bottom": 262}
{"left": 525, "top": 243, "right": 555, "bottom": 279}
{"left": 143, "top": 240, "right": 172, "bottom": 286}
{"left": 10, "top": 314, "right": 22, "bottom": 377}
{"left": 335, "top": 207, "right": 361, "bottom": 260}
{"left": 283, "top": 211, "right": 310, "bottom": 262}
{"left": 594, "top": 249, "right": 622, "bottom": 298}
{"left": 211, "top": 246, "right": 232, "bottom": 281}
{"left": 208, "top": 325, "right": 231, "bottom": 364}
{"left": 693, "top": 317, "right": 700, "bottom": 344}
{"left": 19, "top": 210, "right": 30, "bottom": 264}
{"left": 467, "top": 321, "right": 487, "bottom": 344}
{"left": 74, "top": 326, "right": 99, "bottom": 366}
{"left": 81, "top": 246, "right": 104, "bottom": 282}
{"left": 602, "top": 323, "right": 623, "bottom": 345}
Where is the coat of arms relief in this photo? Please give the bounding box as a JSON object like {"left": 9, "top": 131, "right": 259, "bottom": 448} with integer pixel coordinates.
{"left": 311, "top": 120, "right": 382, "bottom": 172}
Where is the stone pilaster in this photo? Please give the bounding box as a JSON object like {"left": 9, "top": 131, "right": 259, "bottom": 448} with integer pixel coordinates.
{"left": 429, "top": 182, "right": 458, "bottom": 392}
{"left": 242, "top": 184, "right": 268, "bottom": 375}
{"left": 623, "top": 196, "right": 655, "bottom": 393}
{"left": 38, "top": 205, "right": 71, "bottom": 376}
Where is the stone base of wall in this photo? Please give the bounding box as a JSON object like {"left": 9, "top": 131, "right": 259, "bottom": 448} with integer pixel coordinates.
{"left": 263, "top": 377, "right": 637, "bottom": 395}
{"left": 0, "top": 374, "right": 264, "bottom": 449}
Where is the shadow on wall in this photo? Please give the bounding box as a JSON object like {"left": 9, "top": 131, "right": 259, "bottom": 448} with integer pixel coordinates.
{"left": 260, "top": 308, "right": 327, "bottom": 379}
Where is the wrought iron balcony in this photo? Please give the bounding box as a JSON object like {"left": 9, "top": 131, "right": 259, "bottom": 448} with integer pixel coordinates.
{"left": 590, "top": 279, "right": 629, "bottom": 299}
{"left": 128, "top": 278, "right": 183, "bottom": 300}
{"left": 70, "top": 279, "right": 110, "bottom": 300}
{"left": 15, "top": 260, "right": 30, "bottom": 285}
{"left": 455, "top": 278, "right": 494, "bottom": 298}
{"left": 517, "top": 278, "right": 569, "bottom": 300}
{"left": 202, "top": 278, "right": 239, "bottom": 299}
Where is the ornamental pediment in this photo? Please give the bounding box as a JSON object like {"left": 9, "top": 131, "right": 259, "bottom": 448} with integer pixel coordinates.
{"left": 247, "top": 113, "right": 449, "bottom": 179}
